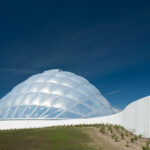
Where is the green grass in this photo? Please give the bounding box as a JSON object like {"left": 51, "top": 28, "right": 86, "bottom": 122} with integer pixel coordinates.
{"left": 0, "top": 124, "right": 148, "bottom": 150}
{"left": 0, "top": 127, "right": 92, "bottom": 150}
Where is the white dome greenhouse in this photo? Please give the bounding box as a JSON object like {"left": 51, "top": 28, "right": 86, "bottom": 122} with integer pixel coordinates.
{"left": 0, "top": 69, "right": 115, "bottom": 119}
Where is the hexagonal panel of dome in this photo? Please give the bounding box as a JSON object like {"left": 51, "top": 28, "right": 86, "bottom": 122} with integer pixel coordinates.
{"left": 0, "top": 69, "right": 115, "bottom": 120}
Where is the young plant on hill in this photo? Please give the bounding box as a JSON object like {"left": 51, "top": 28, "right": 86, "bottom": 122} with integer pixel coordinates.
{"left": 125, "top": 141, "right": 129, "bottom": 147}
{"left": 142, "top": 140, "right": 150, "bottom": 150}
{"left": 99, "top": 124, "right": 105, "bottom": 134}
{"left": 120, "top": 133, "right": 124, "bottom": 139}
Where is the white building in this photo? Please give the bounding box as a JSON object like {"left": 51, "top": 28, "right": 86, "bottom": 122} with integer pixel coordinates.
{"left": 0, "top": 69, "right": 149, "bottom": 138}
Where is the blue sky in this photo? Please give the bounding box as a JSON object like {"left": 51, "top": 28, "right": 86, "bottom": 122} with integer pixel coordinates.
{"left": 0, "top": 0, "right": 150, "bottom": 109}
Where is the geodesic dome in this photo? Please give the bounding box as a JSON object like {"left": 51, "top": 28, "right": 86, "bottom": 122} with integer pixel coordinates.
{"left": 0, "top": 69, "right": 114, "bottom": 119}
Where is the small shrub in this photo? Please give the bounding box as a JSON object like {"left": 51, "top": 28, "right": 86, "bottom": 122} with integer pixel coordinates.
{"left": 130, "top": 137, "right": 134, "bottom": 143}
{"left": 120, "top": 126, "right": 124, "bottom": 130}
{"left": 133, "top": 135, "right": 137, "bottom": 141}
{"left": 108, "top": 125, "right": 112, "bottom": 130}
{"left": 115, "top": 136, "right": 119, "bottom": 142}
{"left": 126, "top": 131, "right": 128, "bottom": 136}
{"left": 126, "top": 141, "right": 129, "bottom": 147}
{"left": 99, "top": 125, "right": 105, "bottom": 134}
{"left": 108, "top": 125, "right": 113, "bottom": 133}
{"left": 111, "top": 134, "right": 119, "bottom": 142}
{"left": 111, "top": 134, "right": 116, "bottom": 139}
{"left": 142, "top": 141, "right": 150, "bottom": 150}
{"left": 110, "top": 129, "right": 113, "bottom": 133}
{"left": 114, "top": 125, "right": 119, "bottom": 131}
{"left": 120, "top": 133, "right": 124, "bottom": 139}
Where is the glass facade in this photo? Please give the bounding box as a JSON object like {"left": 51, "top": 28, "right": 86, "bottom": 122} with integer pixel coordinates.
{"left": 0, "top": 69, "right": 115, "bottom": 119}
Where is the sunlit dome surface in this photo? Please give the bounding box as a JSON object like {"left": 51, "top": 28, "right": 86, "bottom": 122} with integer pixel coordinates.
{"left": 0, "top": 69, "right": 115, "bottom": 119}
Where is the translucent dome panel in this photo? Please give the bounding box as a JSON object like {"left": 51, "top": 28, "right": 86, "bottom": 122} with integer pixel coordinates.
{"left": 0, "top": 69, "right": 115, "bottom": 119}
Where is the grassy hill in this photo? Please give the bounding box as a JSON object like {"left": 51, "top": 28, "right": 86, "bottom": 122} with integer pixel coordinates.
{"left": 0, "top": 124, "right": 149, "bottom": 150}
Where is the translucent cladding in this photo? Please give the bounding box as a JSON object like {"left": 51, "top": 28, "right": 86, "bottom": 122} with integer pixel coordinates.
{"left": 0, "top": 69, "right": 115, "bottom": 119}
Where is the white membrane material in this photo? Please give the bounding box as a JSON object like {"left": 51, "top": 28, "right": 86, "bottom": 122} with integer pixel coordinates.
{"left": 0, "top": 69, "right": 115, "bottom": 119}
